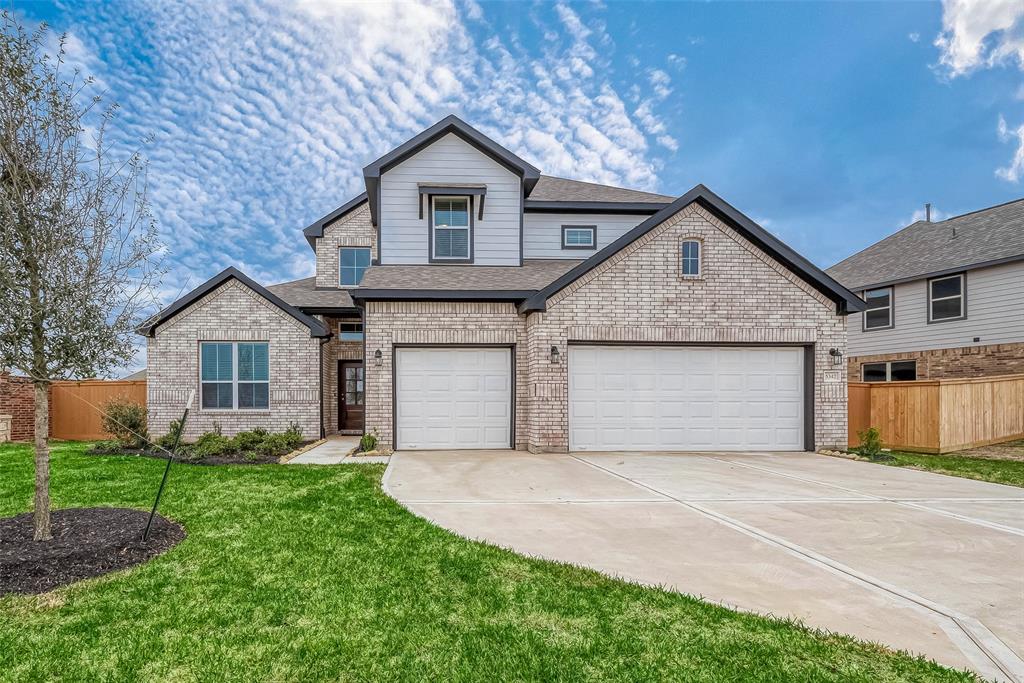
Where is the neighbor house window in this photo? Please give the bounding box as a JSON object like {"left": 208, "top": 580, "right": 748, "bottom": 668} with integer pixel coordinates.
{"left": 681, "top": 240, "right": 701, "bottom": 276}
{"left": 339, "top": 322, "right": 363, "bottom": 341}
{"left": 928, "top": 273, "right": 965, "bottom": 322}
{"left": 200, "top": 342, "right": 269, "bottom": 409}
{"left": 862, "top": 360, "right": 917, "bottom": 382}
{"left": 431, "top": 196, "right": 471, "bottom": 261}
{"left": 561, "top": 225, "right": 596, "bottom": 250}
{"left": 863, "top": 287, "right": 893, "bottom": 330}
{"left": 339, "top": 247, "right": 371, "bottom": 286}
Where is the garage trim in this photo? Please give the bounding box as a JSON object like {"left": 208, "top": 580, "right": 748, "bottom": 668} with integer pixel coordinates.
{"left": 391, "top": 343, "right": 516, "bottom": 450}
{"left": 568, "top": 341, "right": 815, "bottom": 452}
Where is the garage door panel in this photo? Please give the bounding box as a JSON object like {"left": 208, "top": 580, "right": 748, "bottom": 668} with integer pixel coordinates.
{"left": 569, "top": 346, "right": 804, "bottom": 452}
{"left": 396, "top": 348, "right": 511, "bottom": 450}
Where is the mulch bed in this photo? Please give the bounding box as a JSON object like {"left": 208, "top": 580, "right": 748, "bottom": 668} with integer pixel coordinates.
{"left": 0, "top": 507, "right": 186, "bottom": 596}
{"left": 86, "top": 446, "right": 289, "bottom": 466}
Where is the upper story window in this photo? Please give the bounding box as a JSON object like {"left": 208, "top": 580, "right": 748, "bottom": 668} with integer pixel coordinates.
{"left": 431, "top": 196, "right": 471, "bottom": 262}
{"left": 561, "top": 225, "right": 596, "bottom": 250}
{"left": 863, "top": 287, "right": 893, "bottom": 330}
{"left": 928, "top": 273, "right": 965, "bottom": 322}
{"left": 340, "top": 247, "right": 371, "bottom": 286}
{"left": 680, "top": 239, "right": 701, "bottom": 277}
{"left": 201, "top": 342, "right": 269, "bottom": 410}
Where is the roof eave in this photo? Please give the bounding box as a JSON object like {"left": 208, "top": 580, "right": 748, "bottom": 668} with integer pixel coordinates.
{"left": 350, "top": 289, "right": 535, "bottom": 304}
{"left": 839, "top": 253, "right": 1024, "bottom": 293}
{"left": 301, "top": 193, "right": 369, "bottom": 251}
{"left": 524, "top": 200, "right": 668, "bottom": 214}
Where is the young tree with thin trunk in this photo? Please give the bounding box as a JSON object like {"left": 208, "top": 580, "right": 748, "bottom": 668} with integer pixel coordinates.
{"left": 0, "top": 12, "right": 163, "bottom": 541}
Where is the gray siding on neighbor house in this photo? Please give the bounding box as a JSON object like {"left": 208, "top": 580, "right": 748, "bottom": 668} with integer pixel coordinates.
{"left": 379, "top": 133, "right": 522, "bottom": 266}
{"left": 523, "top": 213, "right": 651, "bottom": 258}
{"left": 847, "top": 260, "right": 1024, "bottom": 356}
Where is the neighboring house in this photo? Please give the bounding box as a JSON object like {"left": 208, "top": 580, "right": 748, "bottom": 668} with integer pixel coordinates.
{"left": 827, "top": 199, "right": 1024, "bottom": 383}
{"left": 122, "top": 369, "right": 147, "bottom": 381}
{"left": 140, "top": 115, "right": 863, "bottom": 452}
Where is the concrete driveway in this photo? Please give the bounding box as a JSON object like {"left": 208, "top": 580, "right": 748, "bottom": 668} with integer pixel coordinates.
{"left": 384, "top": 450, "right": 1024, "bottom": 682}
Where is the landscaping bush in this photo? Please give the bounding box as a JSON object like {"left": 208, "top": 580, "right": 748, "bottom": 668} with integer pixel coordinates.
{"left": 359, "top": 431, "right": 378, "bottom": 453}
{"left": 856, "top": 426, "right": 883, "bottom": 458}
{"left": 100, "top": 398, "right": 148, "bottom": 448}
{"left": 153, "top": 419, "right": 184, "bottom": 451}
{"left": 255, "top": 433, "right": 295, "bottom": 458}
{"left": 187, "top": 431, "right": 235, "bottom": 460}
{"left": 88, "top": 440, "right": 123, "bottom": 454}
{"left": 231, "top": 428, "right": 269, "bottom": 453}
{"left": 282, "top": 422, "right": 303, "bottom": 449}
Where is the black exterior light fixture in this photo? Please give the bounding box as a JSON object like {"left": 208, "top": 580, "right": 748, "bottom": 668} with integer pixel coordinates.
{"left": 374, "top": 349, "right": 383, "bottom": 366}
{"left": 828, "top": 348, "right": 843, "bottom": 366}
{"left": 550, "top": 345, "right": 560, "bottom": 364}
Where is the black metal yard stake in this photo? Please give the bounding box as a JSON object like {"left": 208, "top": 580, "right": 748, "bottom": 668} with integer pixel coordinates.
{"left": 144, "top": 390, "right": 194, "bottom": 542}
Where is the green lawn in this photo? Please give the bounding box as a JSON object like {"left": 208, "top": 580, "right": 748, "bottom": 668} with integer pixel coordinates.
{"left": 0, "top": 442, "right": 974, "bottom": 682}
{"left": 873, "top": 451, "right": 1024, "bottom": 488}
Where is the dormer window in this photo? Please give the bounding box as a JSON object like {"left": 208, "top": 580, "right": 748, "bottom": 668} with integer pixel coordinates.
{"left": 431, "top": 196, "right": 472, "bottom": 262}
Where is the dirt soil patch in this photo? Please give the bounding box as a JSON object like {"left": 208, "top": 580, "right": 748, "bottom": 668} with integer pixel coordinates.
{"left": 952, "top": 439, "right": 1024, "bottom": 461}
{"left": 0, "top": 507, "right": 185, "bottom": 595}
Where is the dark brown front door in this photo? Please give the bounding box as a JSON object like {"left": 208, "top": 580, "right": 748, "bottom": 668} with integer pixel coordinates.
{"left": 338, "top": 361, "right": 365, "bottom": 431}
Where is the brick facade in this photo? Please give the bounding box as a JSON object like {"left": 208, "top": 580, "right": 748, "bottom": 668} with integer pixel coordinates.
{"left": 848, "top": 342, "right": 1024, "bottom": 381}
{"left": 146, "top": 279, "right": 322, "bottom": 440}
{"left": 315, "top": 202, "right": 377, "bottom": 288}
{"left": 363, "top": 202, "right": 849, "bottom": 452}
{"left": 0, "top": 373, "right": 41, "bottom": 441}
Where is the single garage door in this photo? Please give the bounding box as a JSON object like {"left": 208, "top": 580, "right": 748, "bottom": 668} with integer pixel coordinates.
{"left": 569, "top": 345, "right": 804, "bottom": 452}
{"left": 395, "top": 347, "right": 512, "bottom": 450}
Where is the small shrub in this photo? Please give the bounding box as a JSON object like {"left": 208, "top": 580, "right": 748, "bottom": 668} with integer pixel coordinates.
{"left": 100, "top": 398, "right": 148, "bottom": 448}
{"left": 231, "top": 428, "right": 269, "bottom": 453}
{"left": 856, "top": 426, "right": 883, "bottom": 458}
{"left": 89, "top": 440, "right": 122, "bottom": 454}
{"left": 282, "top": 422, "right": 304, "bottom": 449}
{"left": 153, "top": 419, "right": 184, "bottom": 451}
{"left": 256, "top": 433, "right": 295, "bottom": 458}
{"left": 187, "top": 431, "right": 234, "bottom": 460}
{"left": 359, "top": 430, "right": 378, "bottom": 453}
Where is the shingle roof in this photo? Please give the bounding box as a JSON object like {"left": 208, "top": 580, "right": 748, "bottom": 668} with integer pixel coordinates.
{"left": 357, "top": 259, "right": 583, "bottom": 291}
{"left": 529, "top": 175, "right": 674, "bottom": 203}
{"left": 266, "top": 277, "right": 355, "bottom": 309}
{"left": 826, "top": 198, "right": 1024, "bottom": 291}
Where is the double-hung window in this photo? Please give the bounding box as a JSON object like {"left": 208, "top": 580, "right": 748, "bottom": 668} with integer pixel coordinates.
{"left": 863, "top": 287, "right": 893, "bottom": 330}
{"left": 200, "top": 342, "right": 269, "bottom": 410}
{"left": 431, "top": 196, "right": 471, "bottom": 261}
{"left": 340, "top": 247, "right": 371, "bottom": 286}
{"left": 680, "top": 239, "right": 701, "bottom": 276}
{"left": 928, "top": 274, "right": 965, "bottom": 322}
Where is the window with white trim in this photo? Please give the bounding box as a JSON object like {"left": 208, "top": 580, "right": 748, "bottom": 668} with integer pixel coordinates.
{"left": 200, "top": 342, "right": 269, "bottom": 409}
{"left": 863, "top": 287, "right": 893, "bottom": 330}
{"left": 862, "top": 360, "right": 916, "bottom": 382}
{"left": 339, "top": 247, "right": 371, "bottom": 286}
{"left": 431, "top": 196, "right": 470, "bottom": 260}
{"left": 681, "top": 240, "right": 701, "bottom": 276}
{"left": 928, "top": 274, "right": 964, "bottom": 322}
{"left": 561, "top": 225, "right": 596, "bottom": 249}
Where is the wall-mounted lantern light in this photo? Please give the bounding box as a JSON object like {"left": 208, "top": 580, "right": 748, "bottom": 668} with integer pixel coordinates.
{"left": 550, "top": 345, "right": 560, "bottom": 364}
{"left": 374, "top": 349, "right": 383, "bottom": 366}
{"left": 828, "top": 348, "right": 843, "bottom": 366}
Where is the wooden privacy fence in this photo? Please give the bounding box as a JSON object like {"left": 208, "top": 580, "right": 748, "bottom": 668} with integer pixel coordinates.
{"left": 50, "top": 380, "right": 147, "bottom": 441}
{"left": 848, "top": 374, "right": 1024, "bottom": 453}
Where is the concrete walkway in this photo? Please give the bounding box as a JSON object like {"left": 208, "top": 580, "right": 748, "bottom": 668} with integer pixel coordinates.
{"left": 384, "top": 450, "right": 1024, "bottom": 682}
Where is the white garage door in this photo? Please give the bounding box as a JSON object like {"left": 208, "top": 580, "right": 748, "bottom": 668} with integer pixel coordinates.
{"left": 569, "top": 346, "right": 804, "bottom": 452}
{"left": 395, "top": 347, "right": 512, "bottom": 450}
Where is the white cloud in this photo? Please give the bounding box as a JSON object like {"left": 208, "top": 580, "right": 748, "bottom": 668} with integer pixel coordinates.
{"left": 997, "top": 115, "right": 1024, "bottom": 182}
{"left": 908, "top": 32, "right": 921, "bottom": 43}
{"left": 934, "top": 0, "right": 1024, "bottom": 77}
{"left": 667, "top": 53, "right": 687, "bottom": 70}
{"left": 904, "top": 205, "right": 950, "bottom": 226}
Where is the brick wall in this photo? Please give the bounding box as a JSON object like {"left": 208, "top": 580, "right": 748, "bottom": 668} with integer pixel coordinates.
{"left": 363, "top": 201, "right": 849, "bottom": 452}
{"left": 321, "top": 315, "right": 364, "bottom": 434}
{"left": 315, "top": 202, "right": 377, "bottom": 288}
{"left": 0, "top": 373, "right": 41, "bottom": 441}
{"left": 848, "top": 342, "right": 1024, "bottom": 381}
{"left": 146, "top": 279, "right": 322, "bottom": 440}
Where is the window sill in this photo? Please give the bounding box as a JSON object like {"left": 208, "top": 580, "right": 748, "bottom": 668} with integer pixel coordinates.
{"left": 678, "top": 274, "right": 704, "bottom": 281}
{"left": 199, "top": 409, "right": 272, "bottom": 414}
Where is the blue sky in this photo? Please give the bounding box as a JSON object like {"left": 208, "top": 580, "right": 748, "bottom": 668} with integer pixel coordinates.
{"left": 17, "top": 0, "right": 1024, "bottom": 298}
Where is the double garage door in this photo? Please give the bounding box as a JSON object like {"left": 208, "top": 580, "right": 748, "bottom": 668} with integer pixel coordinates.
{"left": 394, "top": 345, "right": 804, "bottom": 452}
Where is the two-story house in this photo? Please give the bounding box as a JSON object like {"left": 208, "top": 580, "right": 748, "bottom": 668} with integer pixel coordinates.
{"left": 827, "top": 199, "right": 1024, "bottom": 382}
{"left": 140, "top": 115, "right": 863, "bottom": 453}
